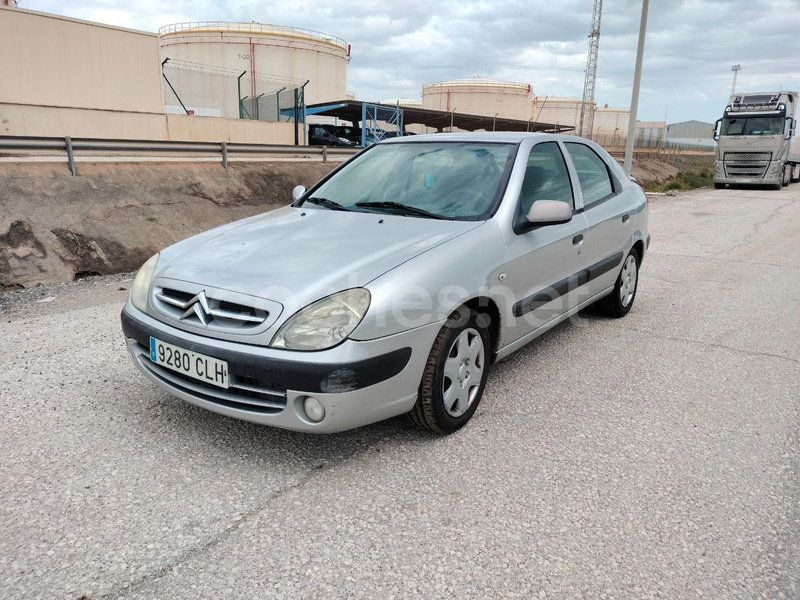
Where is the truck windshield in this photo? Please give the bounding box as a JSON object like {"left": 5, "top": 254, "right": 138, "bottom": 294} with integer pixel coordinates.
{"left": 721, "top": 116, "right": 784, "bottom": 136}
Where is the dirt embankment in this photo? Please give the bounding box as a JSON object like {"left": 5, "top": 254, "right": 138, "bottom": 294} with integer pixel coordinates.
{"left": 0, "top": 161, "right": 337, "bottom": 288}
{"left": 0, "top": 157, "right": 683, "bottom": 289}
{"left": 624, "top": 159, "right": 679, "bottom": 187}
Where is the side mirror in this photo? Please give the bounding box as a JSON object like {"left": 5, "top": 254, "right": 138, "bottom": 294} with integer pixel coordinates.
{"left": 526, "top": 200, "right": 573, "bottom": 227}
{"left": 628, "top": 175, "right": 637, "bottom": 183}
{"left": 786, "top": 117, "right": 795, "bottom": 140}
{"left": 713, "top": 119, "right": 721, "bottom": 141}
{"left": 292, "top": 185, "right": 306, "bottom": 203}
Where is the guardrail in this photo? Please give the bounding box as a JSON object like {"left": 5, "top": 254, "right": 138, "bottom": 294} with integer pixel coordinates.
{"left": 0, "top": 136, "right": 360, "bottom": 175}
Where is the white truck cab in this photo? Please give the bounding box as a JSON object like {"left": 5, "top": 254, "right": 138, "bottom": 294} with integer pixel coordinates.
{"left": 714, "top": 91, "right": 799, "bottom": 189}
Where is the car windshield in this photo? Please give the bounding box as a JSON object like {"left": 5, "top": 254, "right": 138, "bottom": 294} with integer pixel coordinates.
{"left": 303, "top": 142, "right": 515, "bottom": 220}
{"left": 721, "top": 116, "right": 784, "bottom": 136}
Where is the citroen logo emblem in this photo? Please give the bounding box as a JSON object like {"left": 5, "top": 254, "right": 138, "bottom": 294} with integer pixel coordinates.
{"left": 180, "top": 291, "right": 211, "bottom": 326}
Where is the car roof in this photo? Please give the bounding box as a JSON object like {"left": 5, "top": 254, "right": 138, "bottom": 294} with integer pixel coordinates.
{"left": 379, "top": 131, "right": 571, "bottom": 145}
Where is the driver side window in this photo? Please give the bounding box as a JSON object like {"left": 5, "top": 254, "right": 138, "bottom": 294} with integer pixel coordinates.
{"left": 517, "top": 142, "right": 574, "bottom": 221}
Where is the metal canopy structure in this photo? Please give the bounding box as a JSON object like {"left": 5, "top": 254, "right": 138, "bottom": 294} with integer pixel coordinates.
{"left": 305, "top": 100, "right": 569, "bottom": 137}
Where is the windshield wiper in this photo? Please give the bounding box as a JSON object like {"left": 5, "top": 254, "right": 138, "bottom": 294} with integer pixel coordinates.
{"left": 354, "top": 201, "right": 451, "bottom": 220}
{"left": 305, "top": 196, "right": 349, "bottom": 211}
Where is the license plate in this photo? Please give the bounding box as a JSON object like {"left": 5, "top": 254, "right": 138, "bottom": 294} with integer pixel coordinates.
{"left": 150, "top": 337, "right": 229, "bottom": 389}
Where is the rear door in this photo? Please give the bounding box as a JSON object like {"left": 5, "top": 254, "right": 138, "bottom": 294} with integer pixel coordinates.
{"left": 562, "top": 141, "right": 635, "bottom": 299}
{"left": 501, "top": 141, "right": 589, "bottom": 344}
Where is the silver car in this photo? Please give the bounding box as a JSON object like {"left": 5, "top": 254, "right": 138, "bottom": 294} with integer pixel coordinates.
{"left": 121, "top": 133, "right": 649, "bottom": 434}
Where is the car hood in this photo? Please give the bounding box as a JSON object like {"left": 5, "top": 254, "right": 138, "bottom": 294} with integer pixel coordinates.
{"left": 157, "top": 206, "right": 482, "bottom": 315}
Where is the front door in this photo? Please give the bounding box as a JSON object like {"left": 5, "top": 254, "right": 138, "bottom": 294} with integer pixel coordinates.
{"left": 501, "top": 141, "right": 589, "bottom": 345}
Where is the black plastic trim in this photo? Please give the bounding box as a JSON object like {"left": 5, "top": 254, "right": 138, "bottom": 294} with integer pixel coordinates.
{"left": 512, "top": 251, "right": 624, "bottom": 317}
{"left": 121, "top": 310, "right": 412, "bottom": 394}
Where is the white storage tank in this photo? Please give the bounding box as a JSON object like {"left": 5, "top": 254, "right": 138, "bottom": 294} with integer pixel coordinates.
{"left": 159, "top": 22, "right": 349, "bottom": 118}
{"left": 380, "top": 98, "right": 422, "bottom": 107}
{"left": 422, "top": 78, "right": 533, "bottom": 121}
{"left": 533, "top": 97, "right": 593, "bottom": 133}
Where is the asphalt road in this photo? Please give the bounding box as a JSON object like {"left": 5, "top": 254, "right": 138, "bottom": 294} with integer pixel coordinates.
{"left": 2, "top": 185, "right": 799, "bottom": 599}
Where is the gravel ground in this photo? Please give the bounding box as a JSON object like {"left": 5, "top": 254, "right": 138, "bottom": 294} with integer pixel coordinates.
{"left": 1, "top": 185, "right": 798, "bottom": 599}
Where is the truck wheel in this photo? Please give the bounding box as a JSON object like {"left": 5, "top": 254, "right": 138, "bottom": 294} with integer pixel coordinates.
{"left": 713, "top": 182, "right": 725, "bottom": 189}
{"left": 782, "top": 165, "right": 790, "bottom": 187}
{"left": 792, "top": 164, "right": 800, "bottom": 183}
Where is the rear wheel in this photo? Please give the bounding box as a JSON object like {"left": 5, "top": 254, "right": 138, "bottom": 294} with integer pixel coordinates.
{"left": 595, "top": 248, "right": 639, "bottom": 318}
{"left": 408, "top": 307, "right": 491, "bottom": 434}
{"left": 791, "top": 164, "right": 800, "bottom": 184}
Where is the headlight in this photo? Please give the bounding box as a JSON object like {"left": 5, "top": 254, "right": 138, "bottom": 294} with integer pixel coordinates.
{"left": 130, "top": 253, "right": 160, "bottom": 312}
{"left": 338, "top": 137, "right": 352, "bottom": 144}
{"left": 271, "top": 288, "right": 370, "bottom": 351}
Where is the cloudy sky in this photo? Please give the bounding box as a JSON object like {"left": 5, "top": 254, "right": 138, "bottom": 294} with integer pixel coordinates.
{"left": 22, "top": 0, "right": 800, "bottom": 124}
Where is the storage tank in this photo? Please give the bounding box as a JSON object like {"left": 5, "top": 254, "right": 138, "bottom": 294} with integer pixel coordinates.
{"left": 533, "top": 97, "right": 593, "bottom": 133}
{"left": 380, "top": 98, "right": 422, "bottom": 107}
{"left": 422, "top": 78, "right": 533, "bottom": 121}
{"left": 159, "top": 22, "right": 349, "bottom": 118}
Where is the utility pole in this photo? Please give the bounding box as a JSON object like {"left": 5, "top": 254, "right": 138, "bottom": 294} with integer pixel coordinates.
{"left": 578, "top": 0, "right": 603, "bottom": 138}
{"left": 624, "top": 0, "right": 649, "bottom": 175}
{"left": 731, "top": 64, "right": 741, "bottom": 96}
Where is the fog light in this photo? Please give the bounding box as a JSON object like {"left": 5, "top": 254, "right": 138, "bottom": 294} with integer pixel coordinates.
{"left": 302, "top": 396, "right": 325, "bottom": 423}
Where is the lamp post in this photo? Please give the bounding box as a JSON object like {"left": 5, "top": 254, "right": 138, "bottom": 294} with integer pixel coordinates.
{"left": 493, "top": 112, "right": 499, "bottom": 131}
{"left": 624, "top": 0, "right": 650, "bottom": 175}
{"left": 450, "top": 108, "right": 457, "bottom": 132}
{"left": 731, "top": 64, "right": 741, "bottom": 95}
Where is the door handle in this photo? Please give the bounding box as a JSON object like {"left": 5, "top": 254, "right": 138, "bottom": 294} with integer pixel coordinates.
{"left": 572, "top": 234, "right": 584, "bottom": 247}
{"left": 622, "top": 214, "right": 630, "bottom": 224}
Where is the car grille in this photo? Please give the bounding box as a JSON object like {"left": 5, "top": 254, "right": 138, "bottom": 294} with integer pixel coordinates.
{"left": 131, "top": 342, "right": 287, "bottom": 414}
{"left": 723, "top": 152, "right": 771, "bottom": 178}
{"left": 154, "top": 287, "right": 269, "bottom": 332}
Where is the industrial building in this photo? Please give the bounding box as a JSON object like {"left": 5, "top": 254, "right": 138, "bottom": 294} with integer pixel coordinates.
{"left": 0, "top": 7, "right": 302, "bottom": 143}
{"left": 1, "top": 4, "right": 670, "bottom": 149}
{"left": 665, "top": 120, "right": 716, "bottom": 150}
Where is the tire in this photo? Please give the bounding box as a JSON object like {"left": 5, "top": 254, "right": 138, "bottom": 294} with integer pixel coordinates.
{"left": 408, "top": 307, "right": 491, "bottom": 434}
{"left": 595, "top": 248, "right": 640, "bottom": 318}
{"left": 713, "top": 182, "right": 725, "bottom": 189}
{"left": 791, "top": 164, "right": 800, "bottom": 184}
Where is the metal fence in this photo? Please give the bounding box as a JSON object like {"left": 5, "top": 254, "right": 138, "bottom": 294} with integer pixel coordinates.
{"left": 162, "top": 60, "right": 306, "bottom": 124}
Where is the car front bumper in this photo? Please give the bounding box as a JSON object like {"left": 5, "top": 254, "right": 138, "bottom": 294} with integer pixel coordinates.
{"left": 121, "top": 301, "right": 442, "bottom": 433}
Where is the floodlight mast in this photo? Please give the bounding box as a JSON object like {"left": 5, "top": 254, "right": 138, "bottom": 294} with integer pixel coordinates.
{"left": 578, "top": 0, "right": 603, "bottom": 139}
{"left": 731, "top": 64, "right": 741, "bottom": 95}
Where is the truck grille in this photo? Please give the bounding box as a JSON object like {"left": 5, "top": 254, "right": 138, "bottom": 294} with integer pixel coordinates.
{"left": 723, "top": 152, "right": 771, "bottom": 178}
{"left": 131, "top": 341, "right": 287, "bottom": 414}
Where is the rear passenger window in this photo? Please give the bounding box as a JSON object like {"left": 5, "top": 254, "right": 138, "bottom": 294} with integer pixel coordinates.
{"left": 564, "top": 143, "right": 615, "bottom": 207}
{"left": 517, "top": 142, "right": 574, "bottom": 222}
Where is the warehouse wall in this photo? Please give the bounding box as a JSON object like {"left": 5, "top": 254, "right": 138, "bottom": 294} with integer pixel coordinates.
{"left": 0, "top": 6, "right": 164, "bottom": 114}
{"left": 0, "top": 103, "right": 295, "bottom": 144}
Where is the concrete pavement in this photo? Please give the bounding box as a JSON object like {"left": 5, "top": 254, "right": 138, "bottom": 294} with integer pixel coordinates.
{"left": 1, "top": 184, "right": 798, "bottom": 599}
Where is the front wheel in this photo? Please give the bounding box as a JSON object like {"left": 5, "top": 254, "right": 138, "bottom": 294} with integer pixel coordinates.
{"left": 713, "top": 182, "right": 725, "bottom": 190}
{"left": 408, "top": 308, "right": 491, "bottom": 434}
{"left": 595, "top": 248, "right": 639, "bottom": 318}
